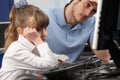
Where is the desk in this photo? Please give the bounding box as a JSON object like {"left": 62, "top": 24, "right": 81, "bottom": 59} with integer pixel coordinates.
{"left": 43, "top": 55, "right": 120, "bottom": 80}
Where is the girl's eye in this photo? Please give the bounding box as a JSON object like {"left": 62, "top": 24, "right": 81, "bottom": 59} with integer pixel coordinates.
{"left": 37, "top": 29, "right": 40, "bottom": 32}
{"left": 36, "top": 28, "right": 41, "bottom": 32}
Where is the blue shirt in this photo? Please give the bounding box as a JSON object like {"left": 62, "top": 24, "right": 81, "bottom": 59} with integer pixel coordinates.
{"left": 43, "top": 8, "right": 95, "bottom": 62}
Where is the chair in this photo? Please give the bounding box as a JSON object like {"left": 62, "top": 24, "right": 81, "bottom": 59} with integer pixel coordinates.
{"left": 0, "top": 22, "right": 9, "bottom": 68}
{"left": 0, "top": 52, "right": 3, "bottom": 68}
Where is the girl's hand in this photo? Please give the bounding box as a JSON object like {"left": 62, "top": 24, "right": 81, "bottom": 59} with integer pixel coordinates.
{"left": 23, "top": 27, "right": 44, "bottom": 46}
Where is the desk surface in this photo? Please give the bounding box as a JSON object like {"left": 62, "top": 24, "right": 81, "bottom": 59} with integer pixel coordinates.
{"left": 43, "top": 55, "right": 120, "bottom": 80}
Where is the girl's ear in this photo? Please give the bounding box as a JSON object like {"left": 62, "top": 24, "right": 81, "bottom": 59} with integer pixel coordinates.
{"left": 17, "top": 27, "right": 23, "bottom": 34}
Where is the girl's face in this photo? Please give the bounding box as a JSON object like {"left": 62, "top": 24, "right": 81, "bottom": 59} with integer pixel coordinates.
{"left": 28, "top": 17, "right": 48, "bottom": 41}
{"left": 39, "top": 28, "right": 47, "bottom": 41}
{"left": 18, "top": 16, "right": 47, "bottom": 41}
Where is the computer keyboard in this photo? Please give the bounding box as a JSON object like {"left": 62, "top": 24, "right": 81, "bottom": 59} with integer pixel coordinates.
{"left": 43, "top": 61, "right": 84, "bottom": 74}
{"left": 43, "top": 56, "right": 102, "bottom": 75}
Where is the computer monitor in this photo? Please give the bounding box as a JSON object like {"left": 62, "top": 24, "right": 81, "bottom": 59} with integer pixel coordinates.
{"left": 93, "top": 0, "right": 120, "bottom": 68}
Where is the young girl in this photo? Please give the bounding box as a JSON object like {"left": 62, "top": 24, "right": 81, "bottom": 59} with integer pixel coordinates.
{"left": 0, "top": 0, "right": 69, "bottom": 79}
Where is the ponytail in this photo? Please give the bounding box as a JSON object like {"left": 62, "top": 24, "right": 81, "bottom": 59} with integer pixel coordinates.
{"left": 4, "top": 5, "right": 18, "bottom": 52}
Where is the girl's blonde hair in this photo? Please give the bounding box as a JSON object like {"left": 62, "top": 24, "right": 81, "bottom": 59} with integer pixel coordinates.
{"left": 4, "top": 5, "right": 49, "bottom": 52}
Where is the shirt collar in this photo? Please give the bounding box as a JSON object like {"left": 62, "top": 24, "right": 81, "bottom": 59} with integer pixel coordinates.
{"left": 18, "top": 35, "right": 35, "bottom": 51}
{"left": 56, "top": 8, "right": 67, "bottom": 26}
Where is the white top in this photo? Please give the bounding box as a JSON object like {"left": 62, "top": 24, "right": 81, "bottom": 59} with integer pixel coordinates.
{"left": 0, "top": 35, "right": 69, "bottom": 80}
